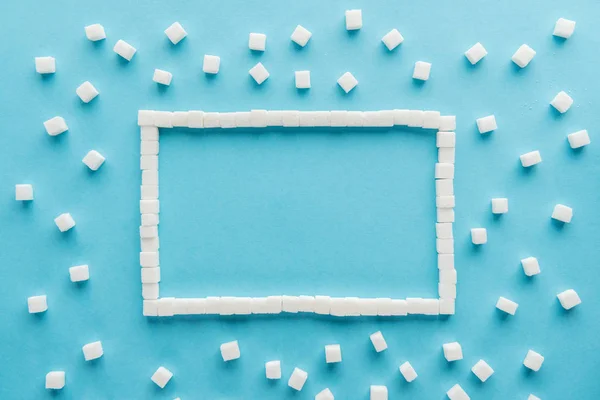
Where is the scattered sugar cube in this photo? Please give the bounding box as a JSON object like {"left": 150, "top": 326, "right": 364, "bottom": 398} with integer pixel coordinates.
{"left": 164, "top": 22, "right": 187, "bottom": 45}
{"left": 512, "top": 44, "right": 536, "bottom": 68}
{"left": 521, "top": 257, "right": 540, "bottom": 276}
{"left": 82, "top": 150, "right": 105, "bottom": 171}
{"left": 203, "top": 55, "right": 220, "bottom": 74}
{"left": 465, "top": 42, "right": 487, "bottom": 65}
{"left": 46, "top": 371, "right": 65, "bottom": 389}
{"left": 220, "top": 340, "right": 240, "bottom": 361}
{"left": 496, "top": 296, "right": 518, "bottom": 315}
{"left": 69, "top": 264, "right": 89, "bottom": 282}
{"left": 442, "top": 342, "right": 463, "bottom": 362}
{"left": 316, "top": 388, "right": 334, "bottom": 400}
{"left": 381, "top": 28, "right": 404, "bottom": 51}
{"left": 471, "top": 228, "right": 487, "bottom": 244}
{"left": 295, "top": 70, "right": 310, "bottom": 89}
{"left": 153, "top": 69, "right": 172, "bottom": 86}
{"left": 44, "top": 116, "right": 68, "bottom": 136}
{"left": 325, "top": 344, "right": 342, "bottom": 363}
{"left": 446, "top": 384, "right": 470, "bottom": 400}
{"left": 345, "top": 9, "right": 363, "bottom": 30}
{"left": 399, "top": 361, "right": 417, "bottom": 382}
{"left": 15, "top": 184, "right": 33, "bottom": 201}
{"left": 35, "top": 57, "right": 55, "bottom": 74}
{"left": 249, "top": 33, "right": 266, "bottom": 51}
{"left": 337, "top": 72, "right": 358, "bottom": 93}
{"left": 370, "top": 331, "right": 387, "bottom": 352}
{"left": 291, "top": 25, "right": 312, "bottom": 47}
{"left": 249, "top": 62, "right": 269, "bottom": 84}
{"left": 557, "top": 289, "right": 581, "bottom": 310}
{"left": 552, "top": 204, "right": 573, "bottom": 223}
{"left": 491, "top": 198, "right": 508, "bottom": 214}
{"left": 370, "top": 385, "right": 387, "bottom": 400}
{"left": 413, "top": 61, "right": 431, "bottom": 81}
{"left": 82, "top": 341, "right": 103, "bottom": 361}
{"left": 76, "top": 81, "right": 99, "bottom": 103}
{"left": 265, "top": 360, "right": 281, "bottom": 379}
{"left": 476, "top": 115, "right": 497, "bottom": 133}
{"left": 85, "top": 24, "right": 106, "bottom": 41}
{"left": 471, "top": 359, "right": 494, "bottom": 382}
{"left": 553, "top": 18, "right": 576, "bottom": 39}
{"left": 54, "top": 213, "right": 75, "bottom": 232}
{"left": 151, "top": 366, "right": 173, "bottom": 388}
{"left": 28, "top": 295, "right": 47, "bottom": 313}
{"left": 550, "top": 91, "right": 573, "bottom": 113}
{"left": 288, "top": 367, "right": 308, "bottom": 391}
{"left": 520, "top": 151, "right": 542, "bottom": 167}
{"left": 567, "top": 129, "right": 590, "bottom": 149}
{"left": 523, "top": 350, "right": 544, "bottom": 371}
{"left": 113, "top": 39, "right": 136, "bottom": 61}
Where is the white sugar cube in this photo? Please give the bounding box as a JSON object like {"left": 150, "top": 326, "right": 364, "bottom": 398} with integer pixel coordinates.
{"left": 164, "top": 22, "right": 187, "bottom": 45}
{"left": 82, "top": 341, "right": 103, "bottom": 361}
{"left": 15, "top": 184, "right": 33, "bottom": 201}
{"left": 413, "top": 61, "right": 431, "bottom": 81}
{"left": 436, "top": 179, "right": 454, "bottom": 196}
{"left": 288, "top": 367, "right": 308, "bottom": 391}
{"left": 476, "top": 115, "right": 497, "bottom": 133}
{"left": 465, "top": 42, "right": 487, "bottom": 65}
{"left": 44, "top": 116, "right": 68, "bottom": 136}
{"left": 325, "top": 344, "right": 342, "bottom": 363}
{"left": 345, "top": 9, "right": 363, "bottom": 30}
{"left": 153, "top": 69, "right": 172, "bottom": 86}
{"left": 437, "top": 208, "right": 455, "bottom": 223}
{"left": 471, "top": 228, "right": 487, "bottom": 244}
{"left": 491, "top": 198, "right": 508, "bottom": 214}
{"left": 436, "top": 195, "right": 455, "bottom": 208}
{"left": 249, "top": 62, "right": 269, "bottom": 84}
{"left": 550, "top": 91, "right": 573, "bottom": 113}
{"left": 69, "top": 265, "right": 89, "bottom": 282}
{"left": 438, "top": 148, "right": 455, "bottom": 163}
{"left": 447, "top": 384, "right": 470, "bottom": 400}
{"left": 435, "top": 163, "right": 454, "bottom": 179}
{"left": 203, "top": 55, "right": 220, "bottom": 74}
{"left": 436, "top": 131, "right": 456, "bottom": 148}
{"left": 316, "top": 388, "right": 335, "bottom": 400}
{"left": 553, "top": 18, "right": 576, "bottom": 39}
{"left": 28, "top": 295, "right": 47, "bottom": 313}
{"left": 35, "top": 57, "right": 55, "bottom": 74}
{"left": 523, "top": 350, "right": 544, "bottom": 371}
{"left": 337, "top": 72, "right": 358, "bottom": 93}
{"left": 436, "top": 223, "right": 453, "bottom": 239}
{"left": 512, "top": 44, "right": 536, "bottom": 68}
{"left": 520, "top": 151, "right": 542, "bottom": 167}
{"left": 291, "top": 25, "right": 312, "bottom": 47}
{"left": 399, "top": 361, "right": 417, "bottom": 382}
{"left": 113, "top": 39, "right": 136, "bottom": 61}
{"left": 439, "top": 115, "right": 456, "bottom": 131}
{"left": 567, "top": 129, "right": 590, "bottom": 149}
{"left": 440, "top": 269, "right": 457, "bottom": 284}
{"left": 82, "top": 150, "right": 105, "bottom": 171}
{"left": 381, "top": 29, "right": 404, "bottom": 51}
{"left": 471, "top": 359, "right": 494, "bottom": 382}
{"left": 85, "top": 24, "right": 106, "bottom": 41}
{"left": 295, "top": 70, "right": 311, "bottom": 89}
{"left": 249, "top": 32, "right": 266, "bottom": 51}
{"left": 521, "top": 257, "right": 541, "bottom": 276}
{"left": 151, "top": 366, "right": 173, "bottom": 388}
{"left": 142, "top": 283, "right": 159, "bottom": 299}
{"left": 54, "top": 213, "right": 75, "bottom": 232}
{"left": 552, "top": 204, "right": 573, "bottom": 223}
{"left": 45, "top": 371, "right": 65, "bottom": 389}
{"left": 141, "top": 267, "right": 160, "bottom": 283}
{"left": 557, "top": 289, "right": 581, "bottom": 310}
{"left": 370, "top": 385, "right": 387, "bottom": 400}
{"left": 442, "top": 342, "right": 463, "bottom": 362}
{"left": 438, "top": 254, "right": 454, "bottom": 270}
{"left": 496, "top": 296, "right": 518, "bottom": 315}
{"left": 265, "top": 360, "right": 281, "bottom": 379}
{"left": 370, "top": 331, "right": 387, "bottom": 352}
{"left": 439, "top": 298, "right": 455, "bottom": 315}
{"left": 220, "top": 340, "right": 240, "bottom": 361}
{"left": 76, "top": 81, "right": 99, "bottom": 103}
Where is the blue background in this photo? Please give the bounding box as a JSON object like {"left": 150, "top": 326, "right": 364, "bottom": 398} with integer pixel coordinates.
{"left": 1, "top": 0, "right": 599, "bottom": 399}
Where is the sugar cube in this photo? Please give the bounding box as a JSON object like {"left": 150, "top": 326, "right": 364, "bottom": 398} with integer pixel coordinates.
{"left": 164, "top": 22, "right": 187, "bottom": 45}
{"left": 28, "top": 295, "right": 47, "bottom": 313}
{"left": 370, "top": 331, "right": 387, "bottom": 352}
{"left": 512, "top": 44, "right": 536, "bottom": 68}
{"left": 44, "top": 116, "right": 68, "bottom": 136}
{"left": 82, "top": 150, "right": 105, "bottom": 171}
{"left": 435, "top": 163, "right": 454, "bottom": 179}
{"left": 249, "top": 62, "right": 269, "bottom": 84}
{"left": 557, "top": 289, "right": 581, "bottom": 310}
{"left": 153, "top": 69, "right": 172, "bottom": 86}
{"left": 370, "top": 385, "right": 387, "bottom": 400}
{"left": 439, "top": 115, "right": 457, "bottom": 131}
{"left": 15, "top": 184, "right": 33, "bottom": 201}
{"left": 436, "top": 196, "right": 455, "bottom": 208}
{"left": 288, "top": 367, "right": 308, "bottom": 391}
{"left": 325, "top": 344, "right": 342, "bottom": 363}
{"left": 345, "top": 9, "right": 363, "bottom": 30}
{"left": 413, "top": 61, "right": 431, "bottom": 81}
{"left": 439, "top": 298, "right": 455, "bottom": 315}
{"left": 436, "top": 131, "right": 456, "bottom": 148}
{"left": 69, "top": 264, "right": 89, "bottom": 282}
{"left": 436, "top": 179, "right": 454, "bottom": 196}
{"left": 316, "top": 388, "right": 335, "bottom": 400}
{"left": 491, "top": 198, "right": 508, "bottom": 214}
{"left": 151, "top": 366, "right": 173, "bottom": 388}
{"left": 141, "top": 267, "right": 160, "bottom": 283}
{"left": 337, "top": 72, "right": 358, "bottom": 93}
{"left": 465, "top": 42, "right": 487, "bottom": 65}
{"left": 520, "top": 150, "right": 542, "bottom": 167}
{"left": 381, "top": 28, "right": 404, "bottom": 51}
{"left": 220, "top": 340, "right": 240, "bottom": 361}
{"left": 471, "top": 359, "right": 494, "bottom": 382}
{"left": 76, "top": 81, "right": 99, "bottom": 103}
{"left": 567, "top": 129, "right": 590, "bottom": 149}
{"left": 496, "top": 296, "right": 518, "bottom": 315}
{"left": 142, "top": 283, "right": 159, "bottom": 299}
{"left": 553, "top": 18, "right": 576, "bottom": 39}
{"left": 203, "top": 55, "right": 220, "bottom": 74}
{"left": 552, "top": 204, "right": 573, "bottom": 223}
{"left": 249, "top": 33, "right": 266, "bottom": 51}
{"left": 82, "top": 341, "right": 103, "bottom": 361}
{"left": 442, "top": 342, "right": 463, "bottom": 362}
{"left": 35, "top": 57, "right": 55, "bottom": 74}
{"left": 550, "top": 91, "right": 573, "bottom": 113}
{"left": 471, "top": 228, "right": 487, "bottom": 244}
{"left": 476, "top": 115, "right": 497, "bottom": 133}
{"left": 446, "top": 384, "right": 470, "bottom": 400}
{"left": 521, "top": 257, "right": 540, "bottom": 276}
{"left": 295, "top": 70, "right": 310, "bottom": 89}
{"left": 265, "top": 360, "right": 281, "bottom": 379}
{"left": 54, "top": 213, "right": 75, "bottom": 232}
{"left": 438, "top": 148, "right": 455, "bottom": 163}
{"left": 436, "top": 223, "right": 453, "bottom": 239}
{"left": 291, "top": 25, "right": 312, "bottom": 47}
{"left": 437, "top": 208, "right": 455, "bottom": 223}
{"left": 399, "top": 361, "right": 417, "bottom": 382}
{"left": 523, "top": 350, "right": 544, "bottom": 371}
{"left": 85, "top": 24, "right": 106, "bottom": 41}
{"left": 113, "top": 40, "right": 136, "bottom": 61}
{"left": 45, "top": 371, "right": 65, "bottom": 389}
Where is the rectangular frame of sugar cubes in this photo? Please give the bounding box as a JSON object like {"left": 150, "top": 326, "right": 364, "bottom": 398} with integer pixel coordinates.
{"left": 137, "top": 109, "right": 457, "bottom": 318}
